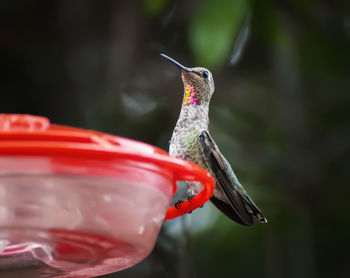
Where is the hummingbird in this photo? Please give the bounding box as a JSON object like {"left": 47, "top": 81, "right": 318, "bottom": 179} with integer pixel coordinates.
{"left": 161, "top": 53, "right": 267, "bottom": 226}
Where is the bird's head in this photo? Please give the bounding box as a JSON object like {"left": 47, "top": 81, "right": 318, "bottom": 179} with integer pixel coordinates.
{"left": 161, "top": 54, "right": 215, "bottom": 106}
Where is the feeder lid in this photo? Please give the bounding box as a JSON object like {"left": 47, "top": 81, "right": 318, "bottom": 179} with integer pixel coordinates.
{"left": 0, "top": 114, "right": 214, "bottom": 220}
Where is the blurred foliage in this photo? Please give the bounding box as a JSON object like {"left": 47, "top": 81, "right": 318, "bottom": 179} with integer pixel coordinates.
{"left": 1, "top": 0, "right": 350, "bottom": 278}
{"left": 143, "top": 0, "right": 170, "bottom": 16}
{"left": 189, "top": 0, "right": 250, "bottom": 68}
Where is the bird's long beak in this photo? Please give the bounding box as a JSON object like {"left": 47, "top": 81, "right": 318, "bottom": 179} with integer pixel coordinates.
{"left": 160, "top": 53, "right": 192, "bottom": 72}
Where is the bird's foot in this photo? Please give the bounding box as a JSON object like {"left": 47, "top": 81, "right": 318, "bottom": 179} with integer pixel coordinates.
{"left": 187, "top": 194, "right": 204, "bottom": 208}
{"left": 187, "top": 195, "right": 194, "bottom": 213}
{"left": 174, "top": 200, "right": 184, "bottom": 209}
{"left": 174, "top": 199, "right": 193, "bottom": 214}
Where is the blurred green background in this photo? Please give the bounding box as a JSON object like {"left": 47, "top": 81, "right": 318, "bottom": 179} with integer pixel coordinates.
{"left": 1, "top": 0, "right": 350, "bottom": 277}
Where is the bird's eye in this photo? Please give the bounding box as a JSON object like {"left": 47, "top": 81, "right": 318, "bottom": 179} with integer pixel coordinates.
{"left": 202, "top": 71, "right": 209, "bottom": 78}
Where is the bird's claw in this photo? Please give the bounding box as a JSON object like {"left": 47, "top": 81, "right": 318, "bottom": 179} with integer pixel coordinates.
{"left": 175, "top": 200, "right": 184, "bottom": 209}
{"left": 187, "top": 194, "right": 205, "bottom": 209}
{"left": 187, "top": 194, "right": 194, "bottom": 202}
{"left": 174, "top": 196, "right": 202, "bottom": 214}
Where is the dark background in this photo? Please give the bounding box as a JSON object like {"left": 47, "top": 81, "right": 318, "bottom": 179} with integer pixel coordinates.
{"left": 1, "top": 0, "right": 350, "bottom": 277}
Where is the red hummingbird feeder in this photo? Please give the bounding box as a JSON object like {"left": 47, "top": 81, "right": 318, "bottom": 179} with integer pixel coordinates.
{"left": 0, "top": 114, "right": 214, "bottom": 277}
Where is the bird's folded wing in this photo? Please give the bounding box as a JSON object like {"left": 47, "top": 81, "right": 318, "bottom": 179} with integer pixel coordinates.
{"left": 198, "top": 130, "right": 254, "bottom": 226}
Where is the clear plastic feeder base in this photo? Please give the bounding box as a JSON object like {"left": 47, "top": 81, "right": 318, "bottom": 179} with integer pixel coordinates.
{"left": 0, "top": 157, "right": 171, "bottom": 277}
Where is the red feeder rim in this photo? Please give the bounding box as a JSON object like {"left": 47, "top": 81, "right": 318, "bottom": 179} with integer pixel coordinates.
{"left": 0, "top": 114, "right": 215, "bottom": 220}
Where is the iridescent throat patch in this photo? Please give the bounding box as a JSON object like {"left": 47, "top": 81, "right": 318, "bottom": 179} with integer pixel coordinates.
{"left": 183, "top": 85, "right": 200, "bottom": 105}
